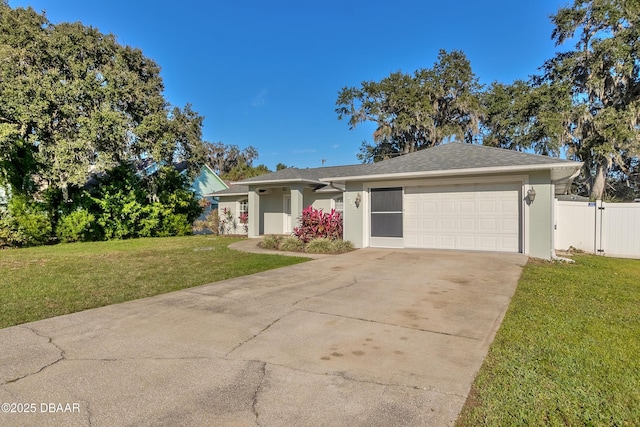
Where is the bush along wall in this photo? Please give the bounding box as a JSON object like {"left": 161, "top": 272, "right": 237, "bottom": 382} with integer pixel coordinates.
{"left": 293, "top": 206, "right": 343, "bottom": 243}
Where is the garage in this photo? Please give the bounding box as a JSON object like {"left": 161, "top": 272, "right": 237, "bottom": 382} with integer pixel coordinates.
{"left": 403, "top": 183, "right": 521, "bottom": 253}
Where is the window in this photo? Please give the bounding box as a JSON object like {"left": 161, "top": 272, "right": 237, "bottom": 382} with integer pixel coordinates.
{"left": 239, "top": 199, "right": 248, "bottom": 215}
{"left": 333, "top": 196, "right": 344, "bottom": 213}
{"left": 370, "top": 188, "right": 403, "bottom": 238}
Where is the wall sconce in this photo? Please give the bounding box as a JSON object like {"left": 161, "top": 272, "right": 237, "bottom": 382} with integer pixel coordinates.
{"left": 354, "top": 193, "right": 362, "bottom": 208}
{"left": 527, "top": 187, "right": 536, "bottom": 203}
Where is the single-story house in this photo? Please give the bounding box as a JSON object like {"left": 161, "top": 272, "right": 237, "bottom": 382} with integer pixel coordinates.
{"left": 213, "top": 143, "right": 583, "bottom": 259}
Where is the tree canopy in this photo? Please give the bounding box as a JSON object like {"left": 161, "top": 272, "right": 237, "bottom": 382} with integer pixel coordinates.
{"left": 336, "top": 50, "right": 484, "bottom": 162}
{"left": 543, "top": 0, "right": 640, "bottom": 199}
{"left": 0, "top": 2, "right": 205, "bottom": 201}
{"left": 337, "top": 2, "right": 640, "bottom": 200}
{"left": 203, "top": 142, "right": 270, "bottom": 181}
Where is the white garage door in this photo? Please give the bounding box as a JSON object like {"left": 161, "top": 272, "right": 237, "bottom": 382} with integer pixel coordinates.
{"left": 404, "top": 183, "right": 521, "bottom": 252}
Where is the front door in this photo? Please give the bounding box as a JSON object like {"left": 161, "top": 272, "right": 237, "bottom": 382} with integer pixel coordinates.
{"left": 283, "top": 195, "right": 292, "bottom": 233}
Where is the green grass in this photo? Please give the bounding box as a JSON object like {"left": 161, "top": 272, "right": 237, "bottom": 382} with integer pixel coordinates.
{"left": 457, "top": 255, "right": 640, "bottom": 426}
{"left": 0, "top": 235, "right": 308, "bottom": 329}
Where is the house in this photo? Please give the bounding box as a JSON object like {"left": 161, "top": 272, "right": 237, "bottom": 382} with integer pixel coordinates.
{"left": 134, "top": 160, "right": 229, "bottom": 226}
{"left": 213, "top": 143, "right": 583, "bottom": 259}
{"left": 136, "top": 160, "right": 228, "bottom": 208}
{"left": 173, "top": 162, "right": 229, "bottom": 210}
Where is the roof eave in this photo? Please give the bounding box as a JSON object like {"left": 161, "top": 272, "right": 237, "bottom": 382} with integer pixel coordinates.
{"left": 208, "top": 191, "right": 248, "bottom": 197}
{"left": 321, "top": 162, "right": 583, "bottom": 183}
{"left": 240, "top": 178, "right": 324, "bottom": 186}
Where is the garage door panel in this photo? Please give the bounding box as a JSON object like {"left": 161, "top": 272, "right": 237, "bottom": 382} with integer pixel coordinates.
{"left": 460, "top": 201, "right": 475, "bottom": 213}
{"left": 404, "top": 184, "right": 521, "bottom": 253}
{"left": 479, "top": 218, "right": 497, "bottom": 231}
{"left": 460, "top": 219, "right": 475, "bottom": 231}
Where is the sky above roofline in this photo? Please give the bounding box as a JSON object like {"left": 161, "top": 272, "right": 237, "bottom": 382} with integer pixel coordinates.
{"left": 10, "top": 0, "right": 569, "bottom": 170}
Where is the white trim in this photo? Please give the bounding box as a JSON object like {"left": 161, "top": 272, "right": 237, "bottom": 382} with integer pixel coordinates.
{"left": 331, "top": 195, "right": 344, "bottom": 213}
{"left": 283, "top": 195, "right": 292, "bottom": 234}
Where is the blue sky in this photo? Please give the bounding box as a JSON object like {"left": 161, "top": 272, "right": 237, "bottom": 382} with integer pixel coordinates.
{"left": 10, "top": 0, "right": 568, "bottom": 169}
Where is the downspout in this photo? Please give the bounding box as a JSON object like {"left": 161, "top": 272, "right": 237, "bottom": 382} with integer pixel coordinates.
{"left": 328, "top": 181, "right": 344, "bottom": 192}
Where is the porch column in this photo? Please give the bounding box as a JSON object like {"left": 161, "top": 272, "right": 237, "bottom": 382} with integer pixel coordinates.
{"left": 248, "top": 187, "right": 260, "bottom": 238}
{"left": 290, "top": 185, "right": 305, "bottom": 229}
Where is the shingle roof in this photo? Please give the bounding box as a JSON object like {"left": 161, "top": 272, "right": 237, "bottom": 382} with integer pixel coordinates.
{"left": 210, "top": 184, "right": 249, "bottom": 196}
{"left": 323, "top": 143, "right": 580, "bottom": 179}
{"left": 223, "top": 143, "right": 582, "bottom": 189}
{"left": 238, "top": 164, "right": 369, "bottom": 184}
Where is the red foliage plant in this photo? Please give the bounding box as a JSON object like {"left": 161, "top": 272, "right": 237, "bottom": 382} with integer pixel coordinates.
{"left": 293, "top": 206, "right": 343, "bottom": 243}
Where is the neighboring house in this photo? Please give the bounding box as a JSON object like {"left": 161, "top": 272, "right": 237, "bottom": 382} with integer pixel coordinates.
{"left": 172, "top": 163, "right": 229, "bottom": 225}
{"left": 173, "top": 162, "right": 229, "bottom": 210}
{"left": 136, "top": 160, "right": 228, "bottom": 224}
{"left": 211, "top": 143, "right": 583, "bottom": 259}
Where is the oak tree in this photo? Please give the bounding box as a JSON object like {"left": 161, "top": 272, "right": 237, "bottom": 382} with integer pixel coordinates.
{"left": 336, "top": 50, "right": 484, "bottom": 162}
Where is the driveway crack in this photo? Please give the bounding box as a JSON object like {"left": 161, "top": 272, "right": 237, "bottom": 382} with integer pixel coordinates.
{"left": 226, "top": 314, "right": 289, "bottom": 356}
{"left": 3, "top": 326, "right": 65, "bottom": 385}
{"left": 252, "top": 362, "right": 267, "bottom": 426}
{"left": 292, "top": 276, "right": 358, "bottom": 307}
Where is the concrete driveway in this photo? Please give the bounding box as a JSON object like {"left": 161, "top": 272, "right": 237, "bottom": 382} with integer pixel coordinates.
{"left": 0, "top": 247, "right": 527, "bottom": 426}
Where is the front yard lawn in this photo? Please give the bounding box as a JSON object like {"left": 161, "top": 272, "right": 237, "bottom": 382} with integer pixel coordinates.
{"left": 0, "top": 235, "right": 308, "bottom": 329}
{"left": 457, "top": 255, "right": 640, "bottom": 426}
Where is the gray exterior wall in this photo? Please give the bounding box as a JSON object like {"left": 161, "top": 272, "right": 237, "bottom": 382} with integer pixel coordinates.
{"left": 308, "top": 190, "right": 337, "bottom": 212}
{"left": 221, "top": 170, "right": 557, "bottom": 259}
{"left": 224, "top": 186, "right": 342, "bottom": 236}
{"left": 527, "top": 170, "right": 554, "bottom": 259}
{"left": 343, "top": 182, "right": 365, "bottom": 248}
{"left": 260, "top": 187, "right": 289, "bottom": 235}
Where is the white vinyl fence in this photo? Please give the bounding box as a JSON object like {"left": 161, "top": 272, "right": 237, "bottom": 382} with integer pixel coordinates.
{"left": 555, "top": 200, "right": 640, "bottom": 259}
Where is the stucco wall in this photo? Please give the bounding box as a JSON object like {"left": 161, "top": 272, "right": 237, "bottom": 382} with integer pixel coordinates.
{"left": 260, "top": 188, "right": 289, "bottom": 235}
{"left": 252, "top": 187, "right": 341, "bottom": 235}
{"left": 307, "top": 190, "right": 337, "bottom": 212}
{"left": 218, "top": 196, "right": 246, "bottom": 234}
{"left": 343, "top": 182, "right": 365, "bottom": 248}
{"left": 527, "top": 170, "right": 554, "bottom": 259}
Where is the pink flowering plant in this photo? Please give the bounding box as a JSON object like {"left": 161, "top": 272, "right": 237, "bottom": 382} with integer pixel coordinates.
{"left": 238, "top": 212, "right": 249, "bottom": 233}
{"left": 293, "top": 206, "right": 343, "bottom": 243}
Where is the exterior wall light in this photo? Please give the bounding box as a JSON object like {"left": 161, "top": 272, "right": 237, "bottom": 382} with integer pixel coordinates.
{"left": 527, "top": 187, "right": 536, "bottom": 203}
{"left": 355, "top": 193, "right": 362, "bottom": 208}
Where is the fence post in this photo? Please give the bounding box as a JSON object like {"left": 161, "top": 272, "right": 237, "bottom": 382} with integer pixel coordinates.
{"left": 595, "top": 200, "right": 605, "bottom": 255}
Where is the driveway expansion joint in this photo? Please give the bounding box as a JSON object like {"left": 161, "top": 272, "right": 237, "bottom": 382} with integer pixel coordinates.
{"left": 292, "top": 277, "right": 359, "bottom": 307}
{"left": 227, "top": 278, "right": 362, "bottom": 356}
{"left": 294, "top": 308, "right": 481, "bottom": 341}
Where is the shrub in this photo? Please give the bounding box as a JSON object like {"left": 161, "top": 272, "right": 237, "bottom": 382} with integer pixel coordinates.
{"left": 278, "top": 236, "right": 305, "bottom": 252}
{"left": 305, "top": 238, "right": 334, "bottom": 254}
{"left": 56, "top": 209, "right": 96, "bottom": 243}
{"left": 0, "top": 196, "right": 51, "bottom": 247}
{"left": 193, "top": 208, "right": 220, "bottom": 235}
{"left": 260, "top": 234, "right": 282, "bottom": 250}
{"left": 331, "top": 239, "right": 355, "bottom": 254}
{"left": 293, "top": 206, "right": 343, "bottom": 243}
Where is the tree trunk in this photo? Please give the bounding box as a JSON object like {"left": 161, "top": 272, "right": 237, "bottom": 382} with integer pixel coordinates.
{"left": 590, "top": 157, "right": 611, "bottom": 200}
